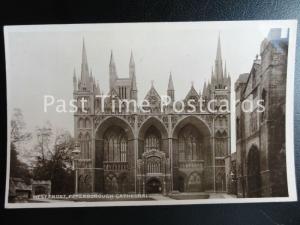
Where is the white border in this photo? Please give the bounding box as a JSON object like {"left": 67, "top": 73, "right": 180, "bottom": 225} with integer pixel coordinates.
{"left": 4, "top": 20, "right": 298, "bottom": 208}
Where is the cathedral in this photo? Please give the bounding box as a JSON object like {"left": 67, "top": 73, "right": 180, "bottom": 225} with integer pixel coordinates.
{"left": 72, "top": 36, "right": 231, "bottom": 195}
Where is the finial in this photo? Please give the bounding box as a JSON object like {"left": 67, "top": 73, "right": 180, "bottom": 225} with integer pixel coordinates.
{"left": 151, "top": 80, "right": 154, "bottom": 87}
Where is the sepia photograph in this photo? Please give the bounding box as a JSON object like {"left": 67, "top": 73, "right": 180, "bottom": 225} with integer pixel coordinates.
{"left": 4, "top": 20, "right": 297, "bottom": 208}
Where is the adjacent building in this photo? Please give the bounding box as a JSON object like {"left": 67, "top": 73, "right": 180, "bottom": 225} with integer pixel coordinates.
{"left": 235, "top": 28, "right": 288, "bottom": 197}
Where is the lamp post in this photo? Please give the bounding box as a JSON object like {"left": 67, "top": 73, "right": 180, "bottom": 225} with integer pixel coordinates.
{"left": 72, "top": 142, "right": 81, "bottom": 194}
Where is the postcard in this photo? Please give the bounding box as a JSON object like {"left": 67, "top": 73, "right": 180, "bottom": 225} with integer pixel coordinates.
{"left": 4, "top": 20, "right": 297, "bottom": 208}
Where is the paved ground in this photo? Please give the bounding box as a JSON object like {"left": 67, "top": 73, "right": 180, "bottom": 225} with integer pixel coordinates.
{"left": 150, "top": 192, "right": 237, "bottom": 200}
{"left": 208, "top": 193, "right": 237, "bottom": 199}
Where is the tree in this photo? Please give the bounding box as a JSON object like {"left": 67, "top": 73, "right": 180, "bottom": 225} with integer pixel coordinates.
{"left": 33, "top": 128, "right": 75, "bottom": 194}
{"left": 10, "top": 143, "right": 32, "bottom": 184}
{"left": 9, "top": 108, "right": 32, "bottom": 183}
{"left": 10, "top": 108, "right": 31, "bottom": 144}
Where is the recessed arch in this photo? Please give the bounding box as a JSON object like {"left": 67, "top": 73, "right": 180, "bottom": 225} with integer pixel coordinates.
{"left": 172, "top": 116, "right": 213, "bottom": 192}
{"left": 172, "top": 116, "right": 211, "bottom": 139}
{"left": 95, "top": 116, "right": 134, "bottom": 140}
{"left": 247, "top": 144, "right": 261, "bottom": 197}
{"left": 187, "top": 172, "right": 202, "bottom": 192}
{"left": 138, "top": 116, "right": 168, "bottom": 140}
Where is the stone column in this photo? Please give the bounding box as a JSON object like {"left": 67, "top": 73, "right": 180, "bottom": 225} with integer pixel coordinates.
{"left": 168, "top": 114, "right": 173, "bottom": 191}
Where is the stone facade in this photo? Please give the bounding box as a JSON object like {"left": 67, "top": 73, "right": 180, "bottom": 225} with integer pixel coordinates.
{"left": 235, "top": 28, "right": 288, "bottom": 197}
{"left": 73, "top": 36, "right": 231, "bottom": 194}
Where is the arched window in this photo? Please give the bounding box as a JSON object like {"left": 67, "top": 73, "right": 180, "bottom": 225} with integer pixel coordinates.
{"left": 120, "top": 137, "right": 127, "bottom": 162}
{"left": 147, "top": 156, "right": 161, "bottom": 173}
{"left": 145, "top": 134, "right": 160, "bottom": 152}
{"left": 104, "top": 126, "right": 128, "bottom": 162}
{"left": 78, "top": 118, "right": 85, "bottom": 128}
{"left": 85, "top": 118, "right": 90, "bottom": 128}
{"left": 215, "top": 130, "right": 227, "bottom": 157}
{"left": 178, "top": 125, "right": 201, "bottom": 161}
{"left": 178, "top": 136, "right": 185, "bottom": 160}
{"left": 85, "top": 133, "right": 91, "bottom": 158}
{"left": 78, "top": 133, "right": 84, "bottom": 157}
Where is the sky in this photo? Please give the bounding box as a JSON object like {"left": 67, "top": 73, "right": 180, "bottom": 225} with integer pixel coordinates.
{"left": 5, "top": 21, "right": 291, "bottom": 140}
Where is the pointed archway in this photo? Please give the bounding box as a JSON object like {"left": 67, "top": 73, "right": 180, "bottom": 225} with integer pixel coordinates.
{"left": 247, "top": 145, "right": 261, "bottom": 197}
{"left": 172, "top": 116, "right": 212, "bottom": 192}
{"left": 94, "top": 116, "right": 134, "bottom": 193}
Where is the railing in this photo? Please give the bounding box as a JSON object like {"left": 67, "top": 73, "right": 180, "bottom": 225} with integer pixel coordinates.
{"left": 179, "top": 160, "right": 204, "bottom": 169}
{"left": 104, "top": 161, "right": 128, "bottom": 171}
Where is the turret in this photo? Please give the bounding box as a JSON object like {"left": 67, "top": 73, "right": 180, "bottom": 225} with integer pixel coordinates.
{"left": 167, "top": 72, "right": 175, "bottom": 102}
{"left": 129, "top": 51, "right": 135, "bottom": 79}
{"left": 130, "top": 69, "right": 137, "bottom": 101}
{"left": 73, "top": 69, "right": 77, "bottom": 91}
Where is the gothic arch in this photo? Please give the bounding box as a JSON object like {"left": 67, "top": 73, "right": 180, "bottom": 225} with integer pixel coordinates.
{"left": 85, "top": 118, "right": 91, "bottom": 128}
{"left": 172, "top": 116, "right": 213, "bottom": 192}
{"left": 105, "top": 173, "right": 118, "bottom": 194}
{"left": 172, "top": 116, "right": 211, "bottom": 139}
{"left": 138, "top": 117, "right": 168, "bottom": 140}
{"left": 138, "top": 117, "right": 168, "bottom": 158}
{"left": 94, "top": 117, "right": 134, "bottom": 193}
{"left": 96, "top": 116, "right": 134, "bottom": 140}
{"left": 247, "top": 145, "right": 261, "bottom": 197}
{"left": 187, "top": 172, "right": 202, "bottom": 192}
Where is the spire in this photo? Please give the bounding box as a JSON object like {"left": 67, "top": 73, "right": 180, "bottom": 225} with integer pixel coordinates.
{"left": 129, "top": 50, "right": 135, "bottom": 79}
{"left": 211, "top": 67, "right": 216, "bottom": 86}
{"left": 89, "top": 69, "right": 93, "bottom": 90}
{"left": 73, "top": 68, "right": 77, "bottom": 80}
{"left": 131, "top": 70, "right": 137, "bottom": 91}
{"left": 129, "top": 50, "right": 135, "bottom": 65}
{"left": 202, "top": 81, "right": 207, "bottom": 96}
{"left": 214, "top": 33, "right": 224, "bottom": 87}
{"left": 73, "top": 68, "right": 77, "bottom": 91}
{"left": 109, "top": 50, "right": 115, "bottom": 66}
{"left": 167, "top": 72, "right": 175, "bottom": 102}
{"left": 216, "top": 33, "right": 222, "bottom": 61}
{"left": 224, "top": 61, "right": 227, "bottom": 78}
{"left": 109, "top": 50, "right": 117, "bottom": 90}
{"left": 130, "top": 72, "right": 137, "bottom": 101}
{"left": 81, "top": 38, "right": 89, "bottom": 83}
{"left": 168, "top": 72, "right": 174, "bottom": 91}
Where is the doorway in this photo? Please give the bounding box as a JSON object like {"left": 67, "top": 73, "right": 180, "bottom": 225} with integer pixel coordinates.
{"left": 146, "top": 178, "right": 162, "bottom": 193}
